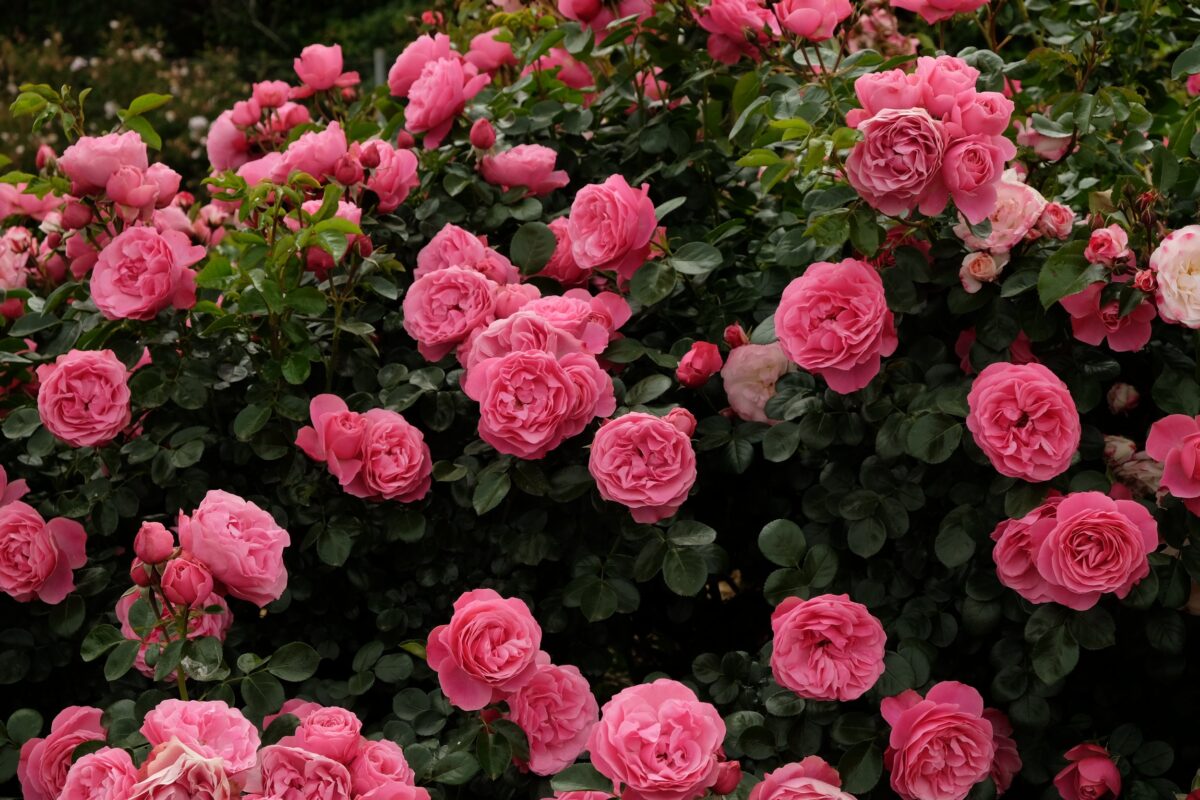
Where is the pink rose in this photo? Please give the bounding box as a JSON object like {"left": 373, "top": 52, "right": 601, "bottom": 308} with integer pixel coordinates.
{"left": 1016, "top": 118, "right": 1072, "bottom": 161}
{"left": 294, "top": 706, "right": 363, "bottom": 764}
{"left": 1036, "top": 202, "right": 1076, "bottom": 240}
{"left": 357, "top": 409, "right": 434, "bottom": 502}
{"left": 953, "top": 170, "right": 1047, "bottom": 252}
{"left": 463, "top": 350, "right": 615, "bottom": 459}
{"left": 296, "top": 394, "right": 367, "bottom": 488}
{"left": 141, "top": 699, "right": 261, "bottom": 776}
{"left": 206, "top": 112, "right": 250, "bottom": 171}
{"left": 588, "top": 679, "right": 726, "bottom": 800}
{"left": 178, "top": 489, "right": 291, "bottom": 607}
{"left": 1151, "top": 225, "right": 1200, "bottom": 328}
{"left": 134, "top": 521, "right": 175, "bottom": 563}
{"left": 128, "top": 740, "right": 235, "bottom": 800}
{"left": 848, "top": 69, "right": 923, "bottom": 126}
{"left": 770, "top": 593, "right": 886, "bottom": 702}
{"left": 776, "top": 259, "right": 898, "bottom": 393}
{"left": 524, "top": 49, "right": 595, "bottom": 91}
{"left": 58, "top": 131, "right": 148, "bottom": 194}
{"left": 677, "top": 342, "right": 723, "bottom": 388}
{"left": 1147, "top": 413, "right": 1200, "bottom": 514}
{"left": 966, "top": 363, "right": 1081, "bottom": 482}
{"left": 244, "top": 745, "right": 351, "bottom": 800}
{"left": 696, "top": 0, "right": 779, "bottom": 65}
{"left": 350, "top": 739, "right": 416, "bottom": 794}
{"left": 402, "top": 266, "right": 497, "bottom": 361}
{"left": 846, "top": 108, "right": 949, "bottom": 217}
{"left": 881, "top": 682, "right": 995, "bottom": 800}
{"left": 506, "top": 658, "right": 600, "bottom": 775}
{"left": 161, "top": 554, "right": 214, "bottom": 607}
{"left": 1060, "top": 282, "right": 1156, "bottom": 352}
{"left": 1084, "top": 224, "right": 1134, "bottom": 266}
{"left": 941, "top": 133, "right": 1016, "bottom": 224}
{"left": 522, "top": 293, "right": 622, "bottom": 354}
{"left": 774, "top": 0, "right": 853, "bottom": 39}
{"left": 915, "top": 55, "right": 980, "bottom": 118}
{"left": 36, "top": 349, "right": 131, "bottom": 447}
{"left": 426, "top": 588, "right": 543, "bottom": 710}
{"left": 275, "top": 122, "right": 349, "bottom": 182}
{"left": 359, "top": 785, "right": 432, "bottom": 800}
{"left": 359, "top": 141, "right": 419, "bottom": 213}
{"left": 1053, "top": 744, "right": 1120, "bottom": 800}
{"left": 292, "top": 43, "right": 359, "bottom": 95}
{"left": 721, "top": 342, "right": 792, "bottom": 423}
{"left": 959, "top": 251, "right": 1008, "bottom": 293}
{"left": 951, "top": 91, "right": 1014, "bottom": 137}
{"left": 465, "top": 29, "right": 517, "bottom": 73}
{"left": 265, "top": 699, "right": 324, "bottom": 729}
{"left": 415, "top": 223, "right": 518, "bottom": 284}
{"left": 470, "top": 118, "right": 497, "bottom": 149}
{"left": 569, "top": 175, "right": 657, "bottom": 281}
{"left": 252, "top": 80, "right": 290, "bottom": 108}
{"left": 389, "top": 34, "right": 457, "bottom": 98}
{"left": 480, "top": 145, "right": 569, "bottom": 197}
{"left": 18, "top": 707, "right": 106, "bottom": 800}
{"left": 458, "top": 311, "right": 585, "bottom": 374}
{"left": 60, "top": 747, "right": 138, "bottom": 800}
{"left": 558, "top": 0, "right": 653, "bottom": 31}
{"left": 491, "top": 283, "right": 542, "bottom": 319}
{"left": 0, "top": 501, "right": 86, "bottom": 604}
{"left": 990, "top": 496, "right": 1064, "bottom": 604}
{"left": 747, "top": 756, "right": 855, "bottom": 800}
{"left": 106, "top": 166, "right": 158, "bottom": 221}
{"left": 889, "top": 0, "right": 989, "bottom": 24}
{"left": 1104, "top": 435, "right": 1137, "bottom": 466}
{"left": 91, "top": 226, "right": 204, "bottom": 320}
{"left": 589, "top": 412, "right": 698, "bottom": 523}
{"left": 983, "top": 709, "right": 1021, "bottom": 796}
{"left": 406, "top": 58, "right": 491, "bottom": 149}
{"left": 1189, "top": 73, "right": 1200, "bottom": 96}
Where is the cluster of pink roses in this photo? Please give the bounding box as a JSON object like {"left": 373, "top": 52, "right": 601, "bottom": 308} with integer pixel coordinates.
{"left": 388, "top": 33, "right": 493, "bottom": 148}
{"left": 846, "top": 55, "right": 1016, "bottom": 225}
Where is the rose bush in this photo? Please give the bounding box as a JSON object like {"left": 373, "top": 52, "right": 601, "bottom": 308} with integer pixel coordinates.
{"left": 1, "top": 1, "right": 1200, "bottom": 799}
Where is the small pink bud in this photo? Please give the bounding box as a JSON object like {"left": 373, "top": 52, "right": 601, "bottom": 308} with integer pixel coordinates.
{"left": 723, "top": 323, "right": 750, "bottom": 349}
{"left": 61, "top": 199, "right": 92, "bottom": 230}
{"left": 713, "top": 761, "right": 742, "bottom": 795}
{"left": 35, "top": 144, "right": 56, "bottom": 170}
{"left": 665, "top": 407, "right": 697, "bottom": 437}
{"left": 470, "top": 118, "right": 496, "bottom": 150}
{"left": 1133, "top": 269, "right": 1157, "bottom": 293}
{"left": 160, "top": 555, "right": 214, "bottom": 608}
{"left": 396, "top": 130, "right": 416, "bottom": 149}
{"left": 130, "top": 558, "right": 152, "bottom": 587}
{"left": 134, "top": 521, "right": 175, "bottom": 563}
{"left": 1107, "top": 382, "right": 1139, "bottom": 415}
{"left": 333, "top": 153, "right": 364, "bottom": 186}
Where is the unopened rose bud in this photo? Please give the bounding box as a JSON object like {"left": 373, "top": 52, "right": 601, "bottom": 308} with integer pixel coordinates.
{"left": 470, "top": 118, "right": 496, "bottom": 150}
{"left": 333, "top": 154, "right": 364, "bottom": 186}
{"left": 355, "top": 235, "right": 373, "bottom": 258}
{"left": 35, "top": 144, "right": 56, "bottom": 170}
{"left": 723, "top": 323, "right": 750, "bottom": 349}
{"left": 396, "top": 130, "right": 416, "bottom": 149}
{"left": 160, "top": 555, "right": 213, "bottom": 608}
{"left": 1133, "top": 269, "right": 1157, "bottom": 293}
{"left": 61, "top": 199, "right": 92, "bottom": 230}
{"left": 664, "top": 407, "right": 697, "bottom": 437}
{"left": 230, "top": 98, "right": 262, "bottom": 127}
{"left": 130, "top": 557, "right": 152, "bottom": 587}
{"left": 675, "top": 341, "right": 722, "bottom": 388}
{"left": 134, "top": 520, "right": 175, "bottom": 563}
{"left": 1107, "top": 382, "right": 1139, "bottom": 414}
{"left": 357, "top": 144, "right": 382, "bottom": 169}
{"left": 713, "top": 760, "right": 742, "bottom": 795}
{"left": 1103, "top": 435, "right": 1137, "bottom": 466}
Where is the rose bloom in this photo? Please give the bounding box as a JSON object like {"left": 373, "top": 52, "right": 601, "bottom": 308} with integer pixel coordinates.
{"left": 141, "top": 699, "right": 260, "bottom": 776}
{"left": 463, "top": 349, "right": 615, "bottom": 459}
{"left": 358, "top": 140, "right": 419, "bottom": 212}
{"left": 959, "top": 251, "right": 1008, "bottom": 294}
{"left": 1053, "top": 744, "right": 1120, "bottom": 800}
{"left": 18, "top": 706, "right": 106, "bottom": 800}
{"left": 291, "top": 706, "right": 363, "bottom": 764}
{"left": 296, "top": 394, "right": 367, "bottom": 488}
{"left": 990, "top": 496, "right": 1063, "bottom": 604}
{"left": 882, "top": 682, "right": 995, "bottom": 800}
{"left": 492, "top": 283, "right": 542, "bottom": 318}
{"left": 568, "top": 175, "right": 657, "bottom": 281}
{"left": 846, "top": 69, "right": 923, "bottom": 126}
{"left": 953, "top": 170, "right": 1047, "bottom": 253}
{"left": 0, "top": 501, "right": 86, "bottom": 604}
{"left": 677, "top": 342, "right": 723, "bottom": 388}
{"left": 356, "top": 409, "right": 433, "bottom": 503}
{"left": 243, "top": 745, "right": 351, "bottom": 800}
{"left": 91, "top": 226, "right": 205, "bottom": 320}
{"left": 406, "top": 58, "right": 491, "bottom": 149}
{"left": 58, "top": 131, "right": 148, "bottom": 194}
{"left": 522, "top": 292, "right": 627, "bottom": 354}
{"left": 1189, "top": 73, "right": 1200, "bottom": 96}
{"left": 465, "top": 28, "right": 517, "bottom": 73}
{"left": 696, "top": 0, "right": 779, "bottom": 65}
{"left": 966, "top": 362, "right": 1081, "bottom": 482}
{"left": 589, "top": 412, "right": 697, "bottom": 523}
{"left": 588, "top": 679, "right": 725, "bottom": 800}
{"left": 846, "top": 108, "right": 949, "bottom": 217}
{"left": 480, "top": 145, "right": 569, "bottom": 197}
{"left": 523, "top": 48, "right": 595, "bottom": 91}
{"left": 128, "top": 740, "right": 235, "bottom": 800}
{"left": 983, "top": 709, "right": 1021, "bottom": 796}
{"left": 1059, "top": 282, "right": 1156, "bottom": 352}
{"left": 558, "top": 0, "right": 653, "bottom": 32}
{"left": 426, "top": 588, "right": 543, "bottom": 710}
{"left": 1036, "top": 202, "right": 1076, "bottom": 240}
{"left": 293, "top": 43, "right": 359, "bottom": 94}
{"left": 274, "top": 122, "right": 349, "bottom": 182}
{"left": 178, "top": 489, "right": 291, "bottom": 608}
{"left": 774, "top": 0, "right": 852, "bottom": 39}
{"left": 916, "top": 55, "right": 980, "bottom": 118}
{"left": 264, "top": 699, "right": 324, "bottom": 729}
{"left": 1147, "top": 413, "right": 1200, "bottom": 515}
{"left": 770, "top": 593, "right": 886, "bottom": 702}
{"left": 350, "top": 740, "right": 416, "bottom": 795}
{"left": 36, "top": 348, "right": 131, "bottom": 448}
{"left": 60, "top": 747, "right": 138, "bottom": 800}
{"left": 949, "top": 91, "right": 1014, "bottom": 138}
{"left": 506, "top": 657, "right": 600, "bottom": 775}
{"left": 721, "top": 342, "right": 792, "bottom": 423}
{"left": 470, "top": 118, "right": 497, "bottom": 149}
{"left": 748, "top": 756, "right": 854, "bottom": 800}
{"left": 1149, "top": 225, "right": 1200, "bottom": 328}
{"left": 402, "top": 266, "right": 497, "bottom": 361}
{"left": 776, "top": 259, "right": 897, "bottom": 393}
{"left": 161, "top": 554, "right": 214, "bottom": 607}
{"left": 458, "top": 311, "right": 586, "bottom": 374}
{"left": 540, "top": 217, "right": 591, "bottom": 285}
{"left": 941, "top": 133, "right": 1017, "bottom": 225}
{"left": 1084, "top": 224, "right": 1134, "bottom": 267}
{"left": 415, "top": 223, "right": 519, "bottom": 284}
{"left": 891, "top": 0, "right": 988, "bottom": 24}
{"left": 388, "top": 33, "right": 456, "bottom": 98}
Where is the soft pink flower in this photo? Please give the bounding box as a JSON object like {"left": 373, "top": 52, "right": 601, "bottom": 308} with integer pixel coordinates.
{"left": 1060, "top": 282, "right": 1155, "bottom": 352}
{"left": 206, "top": 111, "right": 250, "bottom": 171}
{"left": 355, "top": 409, "right": 434, "bottom": 502}
{"left": 252, "top": 80, "right": 291, "bottom": 108}
{"left": 1085, "top": 224, "right": 1134, "bottom": 267}
{"left": 491, "top": 283, "right": 542, "bottom": 319}
{"left": 18, "top": 707, "right": 106, "bottom": 800}
{"left": 568, "top": 175, "right": 657, "bottom": 281}
{"left": 470, "top": 118, "right": 496, "bottom": 149}
{"left": 523, "top": 49, "right": 595, "bottom": 90}
{"left": 458, "top": 311, "right": 585, "bottom": 374}
{"left": 1036, "top": 202, "right": 1076, "bottom": 240}
{"left": 1151, "top": 225, "right": 1200, "bottom": 328}
{"left": 696, "top": 0, "right": 780, "bottom": 65}
{"left": 161, "top": 555, "right": 214, "bottom": 607}
{"left": 950, "top": 91, "right": 1014, "bottom": 138}
{"left": 359, "top": 141, "right": 419, "bottom": 212}
{"left": 774, "top": 0, "right": 853, "bottom": 39}
{"left": 264, "top": 699, "right": 324, "bottom": 730}
{"left": 890, "top": 0, "right": 989, "bottom": 24}
{"left": 882, "top": 682, "right": 995, "bottom": 800}
{"left": 481, "top": 145, "right": 569, "bottom": 197}
{"left": 506, "top": 658, "right": 599, "bottom": 775}
{"left": 983, "top": 709, "right": 1021, "bottom": 796}
{"left": 959, "top": 251, "right": 1008, "bottom": 293}
{"left": 1147, "top": 414, "right": 1200, "bottom": 515}
{"left": 721, "top": 342, "right": 792, "bottom": 423}
{"left": 415, "top": 223, "right": 519, "bottom": 284}
{"left": 178, "top": 489, "right": 290, "bottom": 608}
{"left": 847, "top": 69, "right": 924, "bottom": 126}
{"left": 1189, "top": 74, "right": 1200, "bottom": 96}
{"left": 92, "top": 226, "right": 204, "bottom": 320}
{"left": 990, "top": 496, "right": 1064, "bottom": 604}
{"left": 389, "top": 34, "right": 457, "bottom": 98}
{"left": 589, "top": 412, "right": 697, "bottom": 523}
{"left": 747, "top": 757, "right": 855, "bottom": 800}
{"left": 539, "top": 217, "right": 590, "bottom": 285}
{"left": 36, "top": 349, "right": 131, "bottom": 447}
{"left": 58, "top": 131, "right": 148, "bottom": 194}
{"left": 1107, "top": 384, "right": 1140, "bottom": 416}
{"left": 402, "top": 266, "right": 497, "bottom": 361}
{"left": 465, "top": 29, "right": 517, "bottom": 73}
{"left": 293, "top": 706, "right": 362, "bottom": 764}
{"left": 915, "top": 55, "right": 980, "bottom": 118}
{"left": 966, "top": 362, "right": 1080, "bottom": 482}
{"left": 141, "top": 699, "right": 261, "bottom": 776}
{"left": 426, "top": 588, "right": 543, "bottom": 710}
{"left": 942, "top": 133, "right": 1017, "bottom": 224}
{"left": 296, "top": 394, "right": 367, "bottom": 487}
{"left": 293, "top": 43, "right": 360, "bottom": 96}
{"left": 953, "top": 170, "right": 1047, "bottom": 252}
{"left": 243, "top": 744, "right": 350, "bottom": 800}
{"left": 60, "top": 747, "right": 138, "bottom": 800}
{"left": 846, "top": 108, "right": 949, "bottom": 217}
{"left": 407, "top": 58, "right": 491, "bottom": 149}
{"left": 588, "top": 679, "right": 726, "bottom": 800}
{"left": 523, "top": 292, "right": 627, "bottom": 354}
{"left": 1053, "top": 744, "right": 1120, "bottom": 800}
{"left": 677, "top": 342, "right": 723, "bottom": 388}
{"left": 275, "top": 122, "right": 349, "bottom": 182}
{"left": 350, "top": 739, "right": 416, "bottom": 795}
{"left": 128, "top": 740, "right": 235, "bottom": 800}
{"left": 770, "top": 593, "right": 886, "bottom": 702}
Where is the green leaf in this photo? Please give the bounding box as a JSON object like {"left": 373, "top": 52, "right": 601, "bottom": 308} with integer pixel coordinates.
{"left": 839, "top": 742, "right": 883, "bottom": 794}
{"left": 758, "top": 519, "right": 806, "bottom": 567}
{"left": 1173, "top": 44, "right": 1200, "bottom": 79}
{"left": 267, "top": 642, "right": 321, "bottom": 681}
{"left": 3, "top": 407, "right": 41, "bottom": 440}
{"left": 9, "top": 312, "right": 59, "bottom": 336}
{"left": 124, "top": 92, "right": 173, "bottom": 117}
{"left": 1037, "top": 241, "right": 1105, "bottom": 307}
{"left": 81, "top": 624, "right": 125, "bottom": 661}
{"left": 242, "top": 671, "right": 285, "bottom": 717}
{"left": 655, "top": 197, "right": 686, "bottom": 221}
{"left": 472, "top": 471, "right": 511, "bottom": 516}
{"left": 6, "top": 709, "right": 42, "bottom": 744}
{"left": 669, "top": 242, "right": 723, "bottom": 276}
{"left": 905, "top": 414, "right": 962, "bottom": 464}
{"left": 630, "top": 262, "right": 675, "bottom": 305}
{"left": 551, "top": 763, "right": 613, "bottom": 793}
{"left": 318, "top": 528, "right": 353, "bottom": 566}
{"left": 285, "top": 286, "right": 327, "bottom": 315}
{"left": 104, "top": 640, "right": 140, "bottom": 681}
{"left": 805, "top": 210, "right": 851, "bottom": 248}
{"left": 847, "top": 518, "right": 886, "bottom": 558}
{"left": 1032, "top": 626, "right": 1079, "bottom": 684}
{"left": 233, "top": 404, "right": 271, "bottom": 440}
{"left": 511, "top": 222, "right": 557, "bottom": 275}
{"left": 625, "top": 374, "right": 671, "bottom": 405}
{"left": 428, "top": 751, "right": 479, "bottom": 785}
{"left": 122, "top": 115, "right": 162, "bottom": 150}
{"left": 663, "top": 546, "right": 708, "bottom": 595}
{"left": 10, "top": 92, "right": 48, "bottom": 118}
{"left": 48, "top": 595, "right": 85, "bottom": 637}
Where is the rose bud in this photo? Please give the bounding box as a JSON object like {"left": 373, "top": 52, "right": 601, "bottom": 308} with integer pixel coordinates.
{"left": 130, "top": 557, "right": 152, "bottom": 587}
{"left": 61, "top": 199, "right": 93, "bottom": 230}
{"left": 230, "top": 99, "right": 262, "bottom": 127}
{"left": 1133, "top": 269, "right": 1157, "bottom": 293}
{"left": 1103, "top": 435, "right": 1137, "bottom": 466}
{"left": 35, "top": 144, "right": 56, "bottom": 170}
{"left": 723, "top": 323, "right": 750, "bottom": 349}
{"left": 160, "top": 555, "right": 214, "bottom": 608}
{"left": 470, "top": 118, "right": 496, "bottom": 150}
{"left": 355, "top": 235, "right": 373, "bottom": 258}
{"left": 134, "top": 521, "right": 175, "bottom": 564}
{"left": 675, "top": 341, "right": 723, "bottom": 388}
{"left": 1107, "top": 382, "right": 1139, "bottom": 414}
{"left": 333, "top": 153, "right": 364, "bottom": 186}
{"left": 664, "top": 407, "right": 697, "bottom": 437}
{"left": 713, "top": 760, "right": 742, "bottom": 795}
{"left": 396, "top": 130, "right": 416, "bottom": 149}
{"left": 357, "top": 144, "right": 382, "bottom": 169}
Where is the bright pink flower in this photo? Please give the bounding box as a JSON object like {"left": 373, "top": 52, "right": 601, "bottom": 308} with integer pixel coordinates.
{"left": 721, "top": 342, "right": 792, "bottom": 423}
{"left": 128, "top": 740, "right": 235, "bottom": 800}
{"left": 296, "top": 394, "right": 367, "bottom": 486}
{"left": 389, "top": 34, "right": 457, "bottom": 98}
{"left": 677, "top": 342, "right": 723, "bottom": 388}
{"left": 160, "top": 555, "right": 214, "bottom": 607}
{"left": 748, "top": 757, "right": 854, "bottom": 800}
{"left": 134, "top": 521, "right": 174, "bottom": 564}
{"left": 243, "top": 744, "right": 350, "bottom": 800}
{"left": 141, "top": 699, "right": 260, "bottom": 776}
{"left": 17, "top": 707, "right": 106, "bottom": 800}
{"left": 889, "top": 0, "right": 989, "bottom": 24}
{"left": 696, "top": 0, "right": 780, "bottom": 65}
{"left": 523, "top": 49, "right": 595, "bottom": 90}
{"left": 480, "top": 145, "right": 569, "bottom": 197}
{"left": 1053, "top": 744, "right": 1120, "bottom": 800}
{"left": 770, "top": 593, "right": 886, "bottom": 702}
{"left": 465, "top": 29, "right": 517, "bottom": 73}
{"left": 293, "top": 706, "right": 362, "bottom": 764}
{"left": 1036, "top": 202, "right": 1076, "bottom": 240}
{"left": 458, "top": 311, "right": 584, "bottom": 374}
{"left": 846, "top": 108, "right": 949, "bottom": 217}
{"left": 1016, "top": 118, "right": 1072, "bottom": 161}
{"left": 36, "top": 349, "right": 131, "bottom": 447}
{"left": 350, "top": 739, "right": 415, "bottom": 795}
{"left": 252, "top": 80, "right": 291, "bottom": 108}
{"left": 92, "top": 226, "right": 204, "bottom": 320}
{"left": 470, "top": 118, "right": 496, "bottom": 149}
{"left": 774, "top": 0, "right": 853, "bottom": 39}
{"left": 58, "top": 131, "right": 148, "bottom": 194}
{"left": 59, "top": 747, "right": 137, "bottom": 800}
{"left": 293, "top": 43, "right": 359, "bottom": 96}
{"left": 491, "top": 283, "right": 542, "bottom": 319}
{"left": 523, "top": 292, "right": 627, "bottom": 354}
{"left": 505, "top": 657, "right": 599, "bottom": 775}
{"left": 355, "top": 409, "right": 434, "bottom": 502}
{"left": 1147, "top": 414, "right": 1200, "bottom": 515}
{"left": 1085, "top": 224, "right": 1135, "bottom": 267}
{"left": 589, "top": 412, "right": 697, "bottom": 523}
{"left": 402, "top": 266, "right": 497, "bottom": 361}
{"left": 950, "top": 91, "right": 1014, "bottom": 137}
{"left": 539, "top": 217, "right": 590, "bottom": 285}
{"left": 568, "top": 175, "right": 657, "bottom": 281}
{"left": 275, "top": 122, "right": 349, "bottom": 182}
{"left": 915, "top": 55, "right": 980, "bottom": 118}
{"left": 990, "top": 496, "right": 1064, "bottom": 604}
{"left": 415, "top": 223, "right": 519, "bottom": 284}
{"left": 942, "top": 133, "right": 1017, "bottom": 224}
{"left": 983, "top": 709, "right": 1021, "bottom": 796}
{"left": 1059, "top": 282, "right": 1155, "bottom": 352}
{"left": 264, "top": 699, "right": 324, "bottom": 729}
{"left": 406, "top": 58, "right": 491, "bottom": 149}
{"left": 358, "top": 140, "right": 419, "bottom": 212}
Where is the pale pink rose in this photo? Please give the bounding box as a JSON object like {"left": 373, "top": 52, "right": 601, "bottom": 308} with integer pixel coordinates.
{"left": 465, "top": 29, "right": 517, "bottom": 73}
{"left": 774, "top": 0, "right": 853, "bottom": 39}
{"left": 983, "top": 709, "right": 1021, "bottom": 796}
{"left": 491, "top": 283, "right": 542, "bottom": 319}
{"left": 770, "top": 593, "right": 886, "bottom": 702}
{"left": 350, "top": 739, "right": 416, "bottom": 795}
{"left": 0, "top": 226, "right": 33, "bottom": 290}
{"left": 252, "top": 80, "right": 291, "bottom": 108}
{"left": 569, "top": 175, "right": 657, "bottom": 281}
{"left": 296, "top": 394, "right": 367, "bottom": 488}
{"left": 966, "top": 362, "right": 1080, "bottom": 482}
{"left": 128, "top": 740, "right": 234, "bottom": 800}
{"left": 696, "top": 0, "right": 780, "bottom": 65}
{"left": 523, "top": 294, "right": 616, "bottom": 353}
{"left": 0, "top": 183, "right": 62, "bottom": 221}
{"left": 882, "top": 682, "right": 994, "bottom": 800}
{"left": 721, "top": 342, "right": 792, "bottom": 423}
{"left": 415, "top": 223, "right": 519, "bottom": 284}
{"left": 60, "top": 747, "right": 137, "bottom": 800}
{"left": 776, "top": 259, "right": 897, "bottom": 393}
{"left": 915, "top": 55, "right": 980, "bottom": 118}
{"left": 141, "top": 699, "right": 261, "bottom": 776}
{"left": 426, "top": 588, "right": 543, "bottom": 710}
{"left": 92, "top": 226, "right": 204, "bottom": 320}
{"left": 1151, "top": 225, "right": 1200, "bottom": 328}
{"left": 959, "top": 250, "right": 1008, "bottom": 293}
{"left": 1146, "top": 414, "right": 1200, "bottom": 515}
{"left": 677, "top": 342, "right": 723, "bottom": 388}
{"left": 292, "top": 43, "right": 359, "bottom": 96}
{"left": 293, "top": 706, "right": 362, "bottom": 764}
{"left": 1016, "top": 118, "right": 1072, "bottom": 161}
{"left": 206, "top": 111, "right": 251, "bottom": 171}
{"left": 275, "top": 122, "right": 349, "bottom": 182}
{"left": 355, "top": 409, "right": 433, "bottom": 502}
{"left": 1060, "top": 282, "right": 1155, "bottom": 352}
{"left": 106, "top": 166, "right": 159, "bottom": 221}
{"left": 18, "top": 707, "right": 106, "bottom": 800}
{"left": 889, "top": 0, "right": 988, "bottom": 24}
{"left": 1053, "top": 744, "right": 1120, "bottom": 800}
{"left": 389, "top": 34, "right": 457, "bottom": 98}
{"left": 846, "top": 108, "right": 949, "bottom": 217}
{"left": 1084, "top": 224, "right": 1134, "bottom": 266}
{"left": 459, "top": 311, "right": 585, "bottom": 374}
{"left": 480, "top": 145, "right": 569, "bottom": 197}
{"left": 160, "top": 554, "right": 214, "bottom": 607}
{"left": 950, "top": 91, "right": 1014, "bottom": 138}
{"left": 406, "top": 58, "right": 491, "bottom": 149}
{"left": 588, "top": 679, "right": 726, "bottom": 800}
{"left": 244, "top": 745, "right": 351, "bottom": 800}
{"left": 589, "top": 412, "right": 697, "bottom": 523}
{"left": 116, "top": 588, "right": 233, "bottom": 680}
{"left": 58, "top": 131, "right": 148, "bottom": 194}
{"left": 1036, "top": 202, "right": 1076, "bottom": 239}
{"left": 942, "top": 133, "right": 1017, "bottom": 224}
{"left": 1104, "top": 435, "right": 1137, "bottom": 466}
{"left": 847, "top": 69, "right": 923, "bottom": 127}
{"left": 463, "top": 349, "right": 615, "bottom": 459}
{"left": 748, "top": 756, "right": 855, "bottom": 800}
{"left": 402, "top": 266, "right": 497, "bottom": 361}
{"left": 523, "top": 49, "right": 595, "bottom": 91}
{"left": 36, "top": 349, "right": 131, "bottom": 447}
{"left": 505, "top": 658, "right": 599, "bottom": 775}
{"left": 178, "top": 489, "right": 290, "bottom": 608}
{"left": 359, "top": 141, "right": 419, "bottom": 212}
{"left": 990, "top": 496, "right": 1064, "bottom": 604}
{"left": 953, "top": 170, "right": 1047, "bottom": 252}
